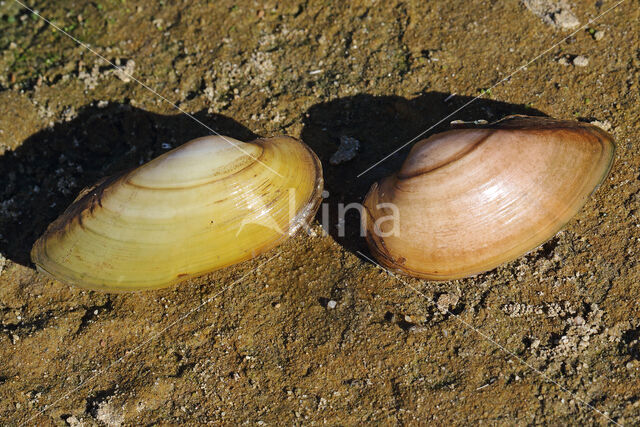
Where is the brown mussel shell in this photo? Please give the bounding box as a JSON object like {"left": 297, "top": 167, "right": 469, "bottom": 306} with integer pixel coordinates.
{"left": 363, "top": 115, "right": 615, "bottom": 280}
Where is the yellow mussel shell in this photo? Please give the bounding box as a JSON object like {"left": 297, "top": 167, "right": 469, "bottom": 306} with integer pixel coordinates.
{"left": 31, "top": 135, "right": 323, "bottom": 291}
{"left": 363, "top": 116, "right": 615, "bottom": 280}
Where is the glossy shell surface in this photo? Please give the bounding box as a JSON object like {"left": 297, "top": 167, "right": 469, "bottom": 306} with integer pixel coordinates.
{"left": 32, "top": 135, "right": 323, "bottom": 291}
{"left": 363, "top": 116, "right": 615, "bottom": 280}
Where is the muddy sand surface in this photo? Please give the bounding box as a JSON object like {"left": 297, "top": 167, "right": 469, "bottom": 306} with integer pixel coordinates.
{"left": 1, "top": 0, "right": 640, "bottom": 424}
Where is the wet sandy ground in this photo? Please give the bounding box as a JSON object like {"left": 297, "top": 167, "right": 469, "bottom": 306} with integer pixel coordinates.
{"left": 1, "top": 0, "right": 640, "bottom": 424}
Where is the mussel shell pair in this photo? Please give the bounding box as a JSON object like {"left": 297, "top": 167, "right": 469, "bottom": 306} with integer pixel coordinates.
{"left": 31, "top": 136, "right": 323, "bottom": 291}
{"left": 32, "top": 115, "right": 615, "bottom": 291}
{"left": 363, "top": 116, "right": 615, "bottom": 280}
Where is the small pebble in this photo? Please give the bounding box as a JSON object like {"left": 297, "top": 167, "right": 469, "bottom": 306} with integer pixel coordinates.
{"left": 65, "top": 415, "right": 82, "bottom": 427}
{"left": 590, "top": 120, "right": 612, "bottom": 131}
{"left": 329, "top": 136, "right": 360, "bottom": 165}
{"left": 436, "top": 293, "right": 460, "bottom": 314}
{"left": 522, "top": 0, "right": 579, "bottom": 29}
{"left": 572, "top": 55, "right": 589, "bottom": 67}
{"left": 327, "top": 300, "right": 337, "bottom": 309}
{"left": 594, "top": 30, "right": 604, "bottom": 41}
{"left": 114, "top": 59, "right": 136, "bottom": 82}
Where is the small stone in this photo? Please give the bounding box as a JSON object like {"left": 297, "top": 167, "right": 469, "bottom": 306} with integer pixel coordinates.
{"left": 594, "top": 30, "right": 604, "bottom": 41}
{"left": 62, "top": 106, "right": 76, "bottom": 122}
{"left": 572, "top": 55, "right": 589, "bottom": 67}
{"left": 557, "top": 56, "right": 570, "bottom": 66}
{"left": 327, "top": 300, "right": 337, "bottom": 309}
{"left": 522, "top": 0, "right": 580, "bottom": 29}
{"left": 114, "top": 59, "right": 135, "bottom": 82}
{"left": 552, "top": 8, "right": 580, "bottom": 29}
{"left": 65, "top": 415, "right": 82, "bottom": 427}
{"left": 436, "top": 293, "right": 459, "bottom": 314}
{"left": 95, "top": 401, "right": 124, "bottom": 426}
{"left": 590, "top": 120, "right": 612, "bottom": 131}
{"left": 329, "top": 136, "right": 360, "bottom": 165}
